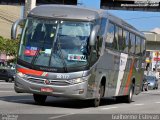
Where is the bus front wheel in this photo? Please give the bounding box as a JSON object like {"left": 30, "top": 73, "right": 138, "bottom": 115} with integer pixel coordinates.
{"left": 93, "top": 83, "right": 104, "bottom": 107}
{"left": 33, "top": 94, "right": 47, "bottom": 105}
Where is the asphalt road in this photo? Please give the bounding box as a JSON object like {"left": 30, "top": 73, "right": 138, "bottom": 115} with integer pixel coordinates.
{"left": 0, "top": 80, "right": 160, "bottom": 120}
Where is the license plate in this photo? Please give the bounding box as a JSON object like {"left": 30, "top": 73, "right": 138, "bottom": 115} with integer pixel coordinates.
{"left": 40, "top": 87, "right": 53, "bottom": 92}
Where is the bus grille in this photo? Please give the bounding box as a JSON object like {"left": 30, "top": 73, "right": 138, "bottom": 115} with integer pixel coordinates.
{"left": 27, "top": 77, "right": 71, "bottom": 86}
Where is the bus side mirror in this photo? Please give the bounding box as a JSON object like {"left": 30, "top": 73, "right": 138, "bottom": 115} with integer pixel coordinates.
{"left": 11, "top": 19, "right": 25, "bottom": 40}
{"left": 89, "top": 25, "right": 100, "bottom": 46}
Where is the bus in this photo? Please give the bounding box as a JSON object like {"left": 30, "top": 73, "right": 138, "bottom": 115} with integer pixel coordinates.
{"left": 11, "top": 5, "right": 146, "bottom": 107}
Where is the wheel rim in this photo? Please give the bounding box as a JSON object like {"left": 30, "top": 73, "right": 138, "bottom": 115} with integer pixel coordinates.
{"left": 129, "top": 88, "right": 133, "bottom": 100}
{"left": 94, "top": 85, "right": 102, "bottom": 107}
{"left": 97, "top": 87, "right": 101, "bottom": 102}
{"left": 9, "top": 78, "right": 12, "bottom": 82}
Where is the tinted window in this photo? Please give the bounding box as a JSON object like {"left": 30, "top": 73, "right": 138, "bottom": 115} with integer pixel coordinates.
{"left": 141, "top": 39, "right": 146, "bottom": 56}
{"left": 114, "top": 26, "right": 119, "bottom": 50}
{"left": 106, "top": 23, "right": 115, "bottom": 48}
{"left": 123, "top": 30, "right": 130, "bottom": 53}
{"left": 146, "top": 76, "right": 156, "bottom": 81}
{"left": 96, "top": 18, "right": 107, "bottom": 56}
{"left": 136, "top": 36, "right": 141, "bottom": 55}
{"left": 106, "top": 23, "right": 118, "bottom": 50}
{"left": 118, "top": 27, "right": 124, "bottom": 51}
{"left": 0, "top": 69, "right": 6, "bottom": 73}
{"left": 130, "top": 33, "right": 135, "bottom": 54}
{"left": 100, "top": 18, "right": 107, "bottom": 35}
{"left": 19, "top": 19, "right": 91, "bottom": 68}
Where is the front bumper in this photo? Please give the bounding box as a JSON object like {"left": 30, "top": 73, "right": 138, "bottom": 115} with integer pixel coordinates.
{"left": 148, "top": 84, "right": 155, "bottom": 89}
{"left": 14, "top": 75, "right": 88, "bottom": 99}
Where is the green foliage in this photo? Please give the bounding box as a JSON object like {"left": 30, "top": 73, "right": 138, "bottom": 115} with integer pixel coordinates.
{"left": 0, "top": 36, "right": 19, "bottom": 57}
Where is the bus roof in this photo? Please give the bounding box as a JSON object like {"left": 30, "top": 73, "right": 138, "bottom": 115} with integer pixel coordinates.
{"left": 28, "top": 5, "right": 145, "bottom": 38}
{"left": 28, "top": 5, "right": 104, "bottom": 21}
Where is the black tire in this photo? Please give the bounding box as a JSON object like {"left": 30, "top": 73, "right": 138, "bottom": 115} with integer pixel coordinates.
{"left": 93, "top": 84, "right": 104, "bottom": 107}
{"left": 124, "top": 84, "right": 134, "bottom": 103}
{"left": 5, "top": 79, "right": 9, "bottom": 82}
{"left": 33, "top": 94, "right": 47, "bottom": 105}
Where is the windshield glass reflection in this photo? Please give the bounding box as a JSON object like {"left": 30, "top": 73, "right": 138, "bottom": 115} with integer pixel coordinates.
{"left": 18, "top": 18, "right": 91, "bottom": 69}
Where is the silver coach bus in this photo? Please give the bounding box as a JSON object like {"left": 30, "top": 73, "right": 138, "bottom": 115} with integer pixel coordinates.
{"left": 11, "top": 5, "right": 146, "bottom": 107}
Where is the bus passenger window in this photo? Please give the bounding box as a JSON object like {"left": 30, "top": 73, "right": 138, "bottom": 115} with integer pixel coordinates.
{"left": 100, "top": 18, "right": 107, "bottom": 35}
{"left": 118, "top": 27, "right": 124, "bottom": 51}
{"left": 106, "top": 23, "right": 116, "bottom": 49}
{"left": 129, "top": 33, "right": 135, "bottom": 54}
{"left": 123, "top": 30, "right": 130, "bottom": 53}
{"left": 141, "top": 39, "right": 145, "bottom": 55}
{"left": 114, "top": 26, "right": 119, "bottom": 50}
{"left": 135, "top": 36, "right": 141, "bottom": 55}
{"left": 96, "top": 18, "right": 107, "bottom": 56}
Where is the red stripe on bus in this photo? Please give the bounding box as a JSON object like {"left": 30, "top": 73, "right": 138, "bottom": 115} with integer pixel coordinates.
{"left": 124, "top": 59, "right": 135, "bottom": 95}
{"left": 17, "top": 68, "right": 45, "bottom": 76}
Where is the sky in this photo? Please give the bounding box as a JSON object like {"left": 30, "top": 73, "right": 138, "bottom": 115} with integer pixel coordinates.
{"left": 78, "top": 0, "right": 160, "bottom": 32}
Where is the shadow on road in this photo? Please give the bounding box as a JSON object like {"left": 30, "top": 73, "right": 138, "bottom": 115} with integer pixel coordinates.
{"left": 0, "top": 95, "right": 135, "bottom": 109}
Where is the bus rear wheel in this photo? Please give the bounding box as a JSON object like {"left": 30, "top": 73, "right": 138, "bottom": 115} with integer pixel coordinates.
{"left": 33, "top": 94, "right": 47, "bottom": 105}
{"left": 124, "top": 85, "right": 134, "bottom": 103}
{"left": 93, "top": 84, "right": 104, "bottom": 107}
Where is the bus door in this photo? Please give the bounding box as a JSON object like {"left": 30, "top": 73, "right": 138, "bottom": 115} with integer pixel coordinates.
{"left": 105, "top": 22, "right": 120, "bottom": 97}
{"left": 134, "top": 37, "right": 143, "bottom": 94}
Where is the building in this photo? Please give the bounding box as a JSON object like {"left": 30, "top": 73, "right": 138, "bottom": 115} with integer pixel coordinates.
{"left": 0, "top": 5, "right": 21, "bottom": 38}
{"left": 144, "top": 32, "right": 160, "bottom": 72}
{"left": 0, "top": 0, "right": 77, "bottom": 38}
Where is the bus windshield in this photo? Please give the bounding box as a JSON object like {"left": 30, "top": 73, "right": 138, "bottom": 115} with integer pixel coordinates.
{"left": 18, "top": 18, "right": 91, "bottom": 69}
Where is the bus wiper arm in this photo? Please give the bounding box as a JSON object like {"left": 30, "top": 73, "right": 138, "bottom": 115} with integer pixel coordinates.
{"left": 31, "top": 49, "right": 40, "bottom": 65}
{"left": 56, "top": 35, "right": 68, "bottom": 72}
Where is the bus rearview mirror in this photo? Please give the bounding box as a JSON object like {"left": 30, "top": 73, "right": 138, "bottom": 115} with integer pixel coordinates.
{"left": 11, "top": 19, "right": 25, "bottom": 40}
{"left": 89, "top": 25, "right": 100, "bottom": 46}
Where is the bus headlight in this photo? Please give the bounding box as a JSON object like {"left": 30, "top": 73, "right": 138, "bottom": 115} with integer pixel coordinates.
{"left": 69, "top": 78, "right": 84, "bottom": 84}
{"left": 17, "top": 72, "right": 27, "bottom": 78}
{"left": 68, "top": 75, "right": 90, "bottom": 84}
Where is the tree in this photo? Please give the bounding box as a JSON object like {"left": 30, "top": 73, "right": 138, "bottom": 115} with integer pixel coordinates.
{"left": 0, "top": 36, "right": 19, "bottom": 62}
{"left": 0, "top": 36, "right": 7, "bottom": 52}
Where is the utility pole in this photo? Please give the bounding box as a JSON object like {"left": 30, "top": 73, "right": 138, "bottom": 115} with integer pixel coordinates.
{"left": 24, "top": 0, "right": 36, "bottom": 17}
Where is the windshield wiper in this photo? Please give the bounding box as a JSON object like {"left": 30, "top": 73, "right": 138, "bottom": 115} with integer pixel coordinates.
{"left": 49, "top": 21, "right": 68, "bottom": 72}
{"left": 31, "top": 49, "right": 41, "bottom": 65}
{"left": 56, "top": 34, "right": 68, "bottom": 72}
